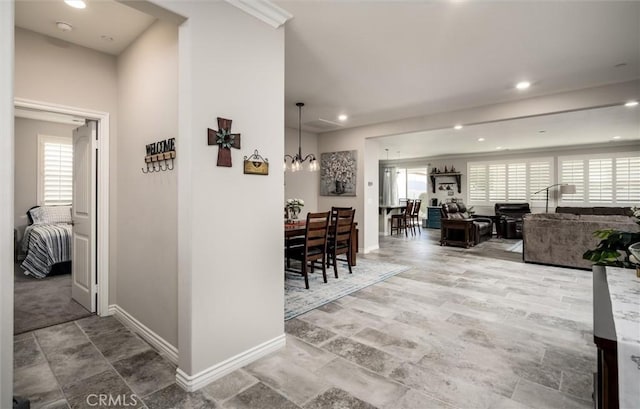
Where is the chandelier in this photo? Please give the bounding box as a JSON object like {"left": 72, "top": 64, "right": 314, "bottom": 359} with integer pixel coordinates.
{"left": 284, "top": 102, "right": 318, "bottom": 172}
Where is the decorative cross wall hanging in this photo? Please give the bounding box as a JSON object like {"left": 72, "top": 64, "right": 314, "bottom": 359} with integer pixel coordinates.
{"left": 208, "top": 117, "right": 241, "bottom": 167}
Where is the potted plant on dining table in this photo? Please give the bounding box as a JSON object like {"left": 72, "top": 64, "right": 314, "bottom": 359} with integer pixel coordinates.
{"left": 285, "top": 198, "right": 304, "bottom": 223}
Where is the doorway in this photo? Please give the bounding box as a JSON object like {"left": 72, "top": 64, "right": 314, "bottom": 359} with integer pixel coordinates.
{"left": 13, "top": 98, "right": 110, "bottom": 335}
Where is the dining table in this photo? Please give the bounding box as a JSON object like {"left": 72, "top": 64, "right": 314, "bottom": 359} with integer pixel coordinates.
{"left": 285, "top": 220, "right": 358, "bottom": 266}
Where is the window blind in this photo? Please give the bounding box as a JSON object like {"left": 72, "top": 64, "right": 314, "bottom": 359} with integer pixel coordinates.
{"left": 615, "top": 157, "right": 640, "bottom": 204}
{"left": 467, "top": 158, "right": 552, "bottom": 205}
{"left": 468, "top": 164, "right": 487, "bottom": 203}
{"left": 507, "top": 163, "right": 527, "bottom": 201}
{"left": 41, "top": 139, "right": 73, "bottom": 206}
{"left": 559, "top": 159, "right": 584, "bottom": 203}
{"left": 488, "top": 164, "right": 507, "bottom": 202}
{"left": 587, "top": 158, "right": 613, "bottom": 203}
{"left": 559, "top": 153, "right": 640, "bottom": 205}
{"left": 528, "top": 161, "right": 551, "bottom": 203}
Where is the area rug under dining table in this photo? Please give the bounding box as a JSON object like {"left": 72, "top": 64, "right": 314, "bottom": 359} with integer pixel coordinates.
{"left": 285, "top": 258, "right": 410, "bottom": 320}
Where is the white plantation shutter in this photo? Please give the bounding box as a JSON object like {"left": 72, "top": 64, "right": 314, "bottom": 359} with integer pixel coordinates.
{"left": 559, "top": 159, "right": 584, "bottom": 203}
{"left": 615, "top": 157, "right": 640, "bottom": 204}
{"left": 529, "top": 161, "right": 551, "bottom": 204}
{"left": 588, "top": 158, "right": 613, "bottom": 203}
{"left": 507, "top": 163, "right": 526, "bottom": 201}
{"left": 468, "top": 158, "right": 553, "bottom": 205}
{"left": 559, "top": 153, "right": 640, "bottom": 206}
{"left": 38, "top": 135, "right": 73, "bottom": 206}
{"left": 468, "top": 164, "right": 487, "bottom": 202}
{"left": 488, "top": 164, "right": 506, "bottom": 202}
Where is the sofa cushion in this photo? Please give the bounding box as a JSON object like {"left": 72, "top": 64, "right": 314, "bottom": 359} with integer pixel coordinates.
{"left": 556, "top": 206, "right": 632, "bottom": 216}
{"left": 577, "top": 214, "right": 634, "bottom": 223}
{"left": 526, "top": 213, "right": 579, "bottom": 221}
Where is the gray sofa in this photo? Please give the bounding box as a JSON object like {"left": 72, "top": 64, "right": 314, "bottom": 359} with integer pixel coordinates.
{"left": 523, "top": 212, "right": 640, "bottom": 269}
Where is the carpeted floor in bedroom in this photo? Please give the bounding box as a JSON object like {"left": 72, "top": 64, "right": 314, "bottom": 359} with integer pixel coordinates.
{"left": 14, "top": 262, "right": 92, "bottom": 334}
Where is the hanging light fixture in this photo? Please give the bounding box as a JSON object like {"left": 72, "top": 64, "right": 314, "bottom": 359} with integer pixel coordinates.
{"left": 384, "top": 149, "right": 390, "bottom": 175}
{"left": 284, "top": 102, "right": 318, "bottom": 172}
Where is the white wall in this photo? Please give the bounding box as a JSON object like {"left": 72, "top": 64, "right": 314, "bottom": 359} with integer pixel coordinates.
{"left": 318, "top": 80, "right": 640, "bottom": 248}
{"left": 0, "top": 2, "right": 13, "bottom": 407}
{"left": 284, "top": 126, "right": 318, "bottom": 218}
{"left": 13, "top": 118, "right": 75, "bottom": 234}
{"left": 14, "top": 27, "right": 119, "bottom": 303}
{"left": 153, "top": 0, "right": 286, "bottom": 382}
{"left": 116, "top": 20, "right": 178, "bottom": 347}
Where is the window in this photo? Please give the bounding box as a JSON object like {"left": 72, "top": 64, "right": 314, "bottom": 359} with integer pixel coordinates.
{"left": 559, "top": 159, "right": 584, "bottom": 203}
{"left": 406, "top": 168, "right": 428, "bottom": 199}
{"left": 468, "top": 158, "right": 553, "bottom": 205}
{"left": 616, "top": 157, "right": 640, "bottom": 203}
{"left": 559, "top": 153, "right": 640, "bottom": 205}
{"left": 38, "top": 135, "right": 73, "bottom": 206}
{"left": 396, "top": 168, "right": 407, "bottom": 200}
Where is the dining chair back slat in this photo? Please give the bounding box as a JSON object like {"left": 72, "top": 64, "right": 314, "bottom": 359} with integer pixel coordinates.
{"left": 285, "top": 211, "right": 330, "bottom": 289}
{"left": 328, "top": 208, "right": 356, "bottom": 278}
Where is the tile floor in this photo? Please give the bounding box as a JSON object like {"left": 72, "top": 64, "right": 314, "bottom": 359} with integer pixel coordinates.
{"left": 15, "top": 231, "right": 595, "bottom": 409}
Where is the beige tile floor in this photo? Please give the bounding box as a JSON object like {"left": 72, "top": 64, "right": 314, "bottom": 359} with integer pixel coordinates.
{"left": 15, "top": 230, "right": 595, "bottom": 408}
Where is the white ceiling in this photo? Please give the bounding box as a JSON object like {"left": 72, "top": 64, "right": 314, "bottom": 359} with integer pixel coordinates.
{"left": 15, "top": 0, "right": 156, "bottom": 55}
{"left": 280, "top": 1, "right": 640, "bottom": 132}
{"left": 374, "top": 104, "right": 640, "bottom": 160}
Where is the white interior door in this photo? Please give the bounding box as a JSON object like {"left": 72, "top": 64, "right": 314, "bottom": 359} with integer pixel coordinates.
{"left": 72, "top": 121, "right": 96, "bottom": 312}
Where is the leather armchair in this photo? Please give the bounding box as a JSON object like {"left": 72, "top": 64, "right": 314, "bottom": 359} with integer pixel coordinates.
{"left": 494, "top": 203, "right": 531, "bottom": 239}
{"left": 440, "top": 202, "right": 493, "bottom": 247}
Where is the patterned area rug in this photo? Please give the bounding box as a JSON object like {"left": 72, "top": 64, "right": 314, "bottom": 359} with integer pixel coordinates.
{"left": 285, "top": 258, "right": 410, "bottom": 320}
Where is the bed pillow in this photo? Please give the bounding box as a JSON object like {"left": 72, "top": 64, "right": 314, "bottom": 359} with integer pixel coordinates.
{"left": 29, "top": 206, "right": 72, "bottom": 224}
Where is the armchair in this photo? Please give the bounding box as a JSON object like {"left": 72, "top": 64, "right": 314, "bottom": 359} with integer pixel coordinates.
{"left": 440, "top": 202, "right": 493, "bottom": 248}
{"left": 494, "top": 203, "right": 531, "bottom": 239}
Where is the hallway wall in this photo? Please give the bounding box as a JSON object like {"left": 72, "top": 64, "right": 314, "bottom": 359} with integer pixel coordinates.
{"left": 116, "top": 20, "right": 179, "bottom": 348}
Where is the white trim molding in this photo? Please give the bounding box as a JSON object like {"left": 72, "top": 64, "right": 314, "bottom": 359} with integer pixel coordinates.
{"left": 176, "top": 334, "right": 286, "bottom": 392}
{"left": 109, "top": 304, "right": 179, "bottom": 365}
{"left": 15, "top": 98, "right": 110, "bottom": 317}
{"left": 362, "top": 245, "right": 379, "bottom": 254}
{"left": 224, "top": 0, "right": 292, "bottom": 28}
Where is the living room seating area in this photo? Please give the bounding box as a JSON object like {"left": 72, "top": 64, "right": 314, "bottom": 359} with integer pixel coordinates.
{"left": 494, "top": 203, "right": 531, "bottom": 239}
{"left": 440, "top": 202, "right": 493, "bottom": 248}
{"left": 523, "top": 207, "right": 640, "bottom": 269}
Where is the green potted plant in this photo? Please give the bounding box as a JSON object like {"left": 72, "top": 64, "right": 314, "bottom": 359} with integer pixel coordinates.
{"left": 583, "top": 207, "right": 640, "bottom": 268}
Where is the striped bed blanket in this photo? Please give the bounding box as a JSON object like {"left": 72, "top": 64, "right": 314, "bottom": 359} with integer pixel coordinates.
{"left": 20, "top": 223, "right": 72, "bottom": 279}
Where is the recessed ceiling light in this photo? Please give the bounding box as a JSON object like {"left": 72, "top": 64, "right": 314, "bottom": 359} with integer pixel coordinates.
{"left": 496, "top": 146, "right": 503, "bottom": 150}
{"left": 612, "top": 135, "right": 622, "bottom": 140}
{"left": 64, "top": 0, "right": 86, "bottom": 9}
{"left": 454, "top": 124, "right": 463, "bottom": 130}
{"left": 515, "top": 81, "right": 531, "bottom": 90}
{"left": 625, "top": 100, "right": 638, "bottom": 107}
{"left": 477, "top": 138, "right": 485, "bottom": 142}
{"left": 338, "top": 114, "right": 348, "bottom": 121}
{"left": 56, "top": 21, "right": 73, "bottom": 32}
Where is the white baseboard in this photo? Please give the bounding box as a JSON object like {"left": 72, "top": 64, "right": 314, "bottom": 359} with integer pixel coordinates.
{"left": 176, "top": 333, "right": 286, "bottom": 392}
{"left": 362, "top": 245, "right": 379, "bottom": 253}
{"left": 108, "top": 304, "right": 178, "bottom": 365}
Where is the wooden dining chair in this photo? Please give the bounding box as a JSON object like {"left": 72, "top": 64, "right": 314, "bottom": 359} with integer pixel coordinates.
{"left": 285, "top": 211, "right": 330, "bottom": 289}
{"left": 410, "top": 199, "right": 422, "bottom": 235}
{"left": 390, "top": 199, "right": 414, "bottom": 236}
{"left": 327, "top": 208, "right": 355, "bottom": 278}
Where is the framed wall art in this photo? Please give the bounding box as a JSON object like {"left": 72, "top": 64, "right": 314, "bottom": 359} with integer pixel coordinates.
{"left": 320, "top": 150, "right": 357, "bottom": 196}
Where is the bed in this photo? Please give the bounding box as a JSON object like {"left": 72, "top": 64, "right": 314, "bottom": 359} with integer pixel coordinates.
{"left": 20, "top": 206, "right": 73, "bottom": 279}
